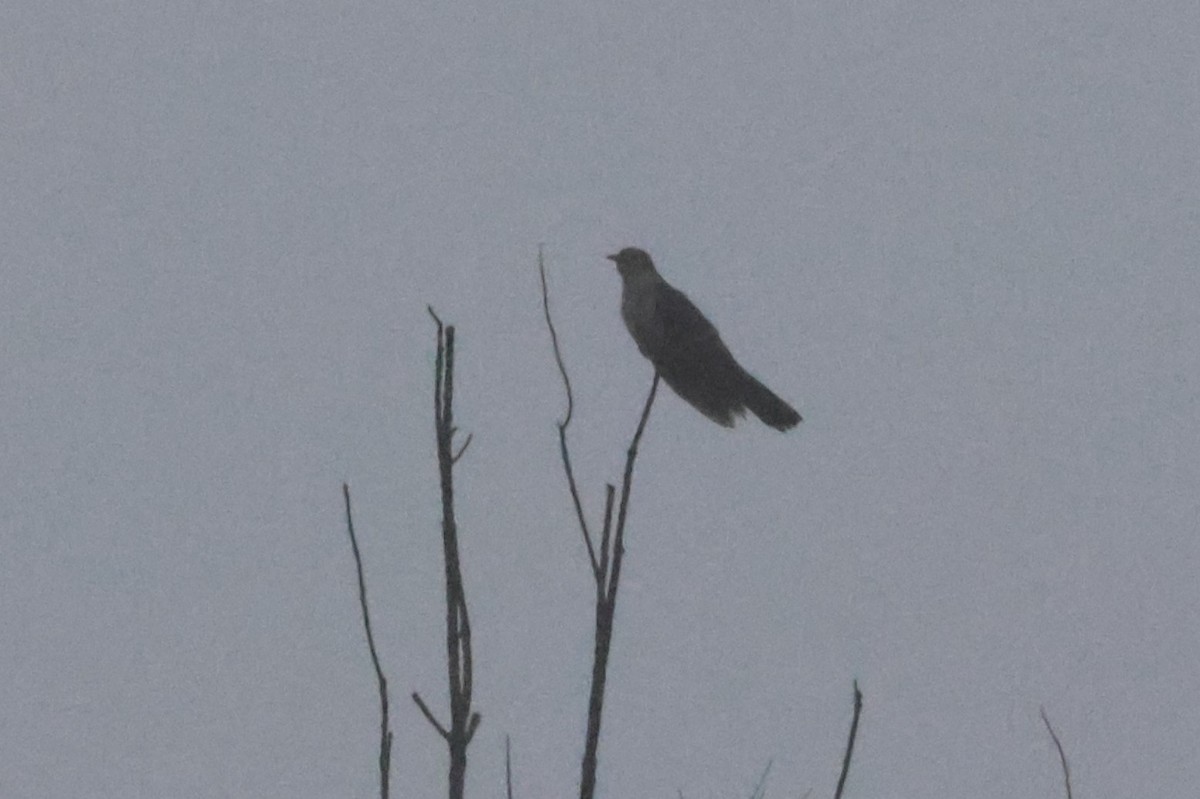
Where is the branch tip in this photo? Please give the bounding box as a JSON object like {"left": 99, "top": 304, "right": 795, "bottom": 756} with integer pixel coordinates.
{"left": 1040, "top": 706, "right": 1073, "bottom": 799}
{"left": 412, "top": 691, "right": 450, "bottom": 740}
{"left": 452, "top": 432, "right": 474, "bottom": 464}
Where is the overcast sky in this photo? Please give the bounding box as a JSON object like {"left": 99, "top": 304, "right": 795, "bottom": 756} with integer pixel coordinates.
{"left": 4, "top": 1, "right": 1198, "bottom": 797}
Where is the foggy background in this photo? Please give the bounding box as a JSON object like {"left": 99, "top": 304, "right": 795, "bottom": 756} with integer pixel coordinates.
{"left": 3, "top": 1, "right": 1197, "bottom": 796}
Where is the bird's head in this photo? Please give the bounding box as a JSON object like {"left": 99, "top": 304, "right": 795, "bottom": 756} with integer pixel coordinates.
{"left": 606, "top": 247, "right": 657, "bottom": 280}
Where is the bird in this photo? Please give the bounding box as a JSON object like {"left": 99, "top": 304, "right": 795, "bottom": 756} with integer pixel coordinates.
{"left": 605, "top": 247, "right": 802, "bottom": 431}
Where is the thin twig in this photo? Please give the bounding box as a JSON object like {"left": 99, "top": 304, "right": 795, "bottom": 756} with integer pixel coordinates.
{"left": 1040, "top": 706, "right": 1074, "bottom": 799}
{"left": 506, "top": 735, "right": 514, "bottom": 799}
{"left": 412, "top": 691, "right": 449, "bottom": 739}
{"left": 538, "top": 246, "right": 600, "bottom": 577}
{"left": 342, "top": 483, "right": 392, "bottom": 799}
{"left": 606, "top": 373, "right": 659, "bottom": 604}
{"left": 452, "top": 432, "right": 474, "bottom": 464}
{"left": 834, "top": 680, "right": 864, "bottom": 799}
{"left": 538, "top": 244, "right": 575, "bottom": 429}
{"left": 749, "top": 758, "right": 772, "bottom": 799}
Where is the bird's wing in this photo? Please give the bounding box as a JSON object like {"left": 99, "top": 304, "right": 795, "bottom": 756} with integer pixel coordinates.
{"left": 649, "top": 283, "right": 748, "bottom": 426}
{"left": 653, "top": 283, "right": 732, "bottom": 361}
{"left": 646, "top": 281, "right": 801, "bottom": 430}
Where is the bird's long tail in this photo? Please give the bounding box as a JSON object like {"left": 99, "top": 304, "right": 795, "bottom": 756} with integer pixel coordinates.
{"left": 740, "top": 372, "right": 802, "bottom": 431}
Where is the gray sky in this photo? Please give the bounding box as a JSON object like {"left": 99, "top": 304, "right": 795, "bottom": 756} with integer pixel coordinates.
{"left": 4, "top": 1, "right": 1198, "bottom": 797}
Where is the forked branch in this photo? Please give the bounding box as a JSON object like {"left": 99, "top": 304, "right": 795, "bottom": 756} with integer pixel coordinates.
{"left": 415, "top": 306, "right": 479, "bottom": 799}
{"left": 537, "top": 247, "right": 660, "bottom": 799}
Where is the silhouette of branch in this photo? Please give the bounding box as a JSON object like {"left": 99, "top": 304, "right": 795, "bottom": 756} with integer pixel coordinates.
{"left": 412, "top": 691, "right": 449, "bottom": 740}
{"left": 580, "top": 374, "right": 658, "bottom": 799}
{"left": 1040, "top": 706, "right": 1073, "bottom": 799}
{"left": 341, "top": 483, "right": 392, "bottom": 799}
{"left": 452, "top": 432, "right": 474, "bottom": 464}
{"left": 415, "top": 308, "right": 479, "bottom": 799}
{"left": 834, "top": 680, "right": 863, "bottom": 799}
{"left": 536, "top": 248, "right": 660, "bottom": 799}
{"left": 749, "top": 759, "right": 772, "bottom": 799}
{"left": 605, "top": 374, "right": 658, "bottom": 603}
{"left": 505, "top": 735, "right": 514, "bottom": 799}
{"left": 538, "top": 245, "right": 600, "bottom": 579}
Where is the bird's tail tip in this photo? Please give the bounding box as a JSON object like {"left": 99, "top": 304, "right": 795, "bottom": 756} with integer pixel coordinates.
{"left": 743, "top": 375, "right": 802, "bottom": 432}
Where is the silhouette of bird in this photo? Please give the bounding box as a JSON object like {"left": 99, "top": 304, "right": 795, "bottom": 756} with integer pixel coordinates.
{"left": 606, "top": 247, "right": 801, "bottom": 431}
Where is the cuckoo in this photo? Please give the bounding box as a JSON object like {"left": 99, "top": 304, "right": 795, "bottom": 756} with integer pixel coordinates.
{"left": 606, "top": 247, "right": 802, "bottom": 431}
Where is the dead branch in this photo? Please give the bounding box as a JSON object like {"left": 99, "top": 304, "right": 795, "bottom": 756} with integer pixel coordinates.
{"left": 1040, "top": 706, "right": 1074, "bottom": 799}
{"left": 834, "top": 680, "right": 863, "bottom": 799}
{"left": 539, "top": 249, "right": 660, "bottom": 799}
{"left": 341, "top": 483, "right": 393, "bottom": 799}
{"left": 414, "top": 306, "right": 479, "bottom": 799}
{"left": 539, "top": 246, "right": 601, "bottom": 578}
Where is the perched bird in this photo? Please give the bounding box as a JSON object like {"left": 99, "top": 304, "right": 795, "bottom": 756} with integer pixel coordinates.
{"left": 606, "top": 247, "right": 802, "bottom": 431}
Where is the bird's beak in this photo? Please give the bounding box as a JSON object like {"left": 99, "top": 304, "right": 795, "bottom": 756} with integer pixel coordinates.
{"left": 605, "top": 253, "right": 618, "bottom": 264}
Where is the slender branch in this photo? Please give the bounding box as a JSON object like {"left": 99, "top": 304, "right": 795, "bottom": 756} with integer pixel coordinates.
{"left": 422, "top": 309, "right": 479, "bottom": 799}
{"left": 538, "top": 244, "right": 575, "bottom": 429}
{"left": 342, "top": 483, "right": 392, "bottom": 799}
{"left": 606, "top": 373, "right": 659, "bottom": 605}
{"left": 537, "top": 249, "right": 661, "bottom": 799}
{"left": 1040, "top": 706, "right": 1073, "bottom": 799}
{"left": 538, "top": 245, "right": 600, "bottom": 578}
{"left": 505, "top": 736, "right": 514, "bottom": 799}
{"left": 412, "top": 691, "right": 449, "bottom": 739}
{"left": 452, "top": 432, "right": 474, "bottom": 464}
{"left": 834, "top": 680, "right": 864, "bottom": 799}
{"left": 580, "top": 373, "right": 659, "bottom": 799}
{"left": 428, "top": 306, "right": 445, "bottom": 429}
{"left": 749, "top": 759, "right": 772, "bottom": 799}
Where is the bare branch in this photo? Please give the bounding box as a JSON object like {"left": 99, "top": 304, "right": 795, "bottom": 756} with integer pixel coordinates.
{"left": 412, "top": 692, "right": 449, "bottom": 739}
{"left": 834, "top": 680, "right": 864, "bottom": 799}
{"left": 341, "top": 483, "right": 393, "bottom": 799}
{"left": 538, "top": 246, "right": 600, "bottom": 577}
{"left": 749, "top": 759, "right": 772, "bottom": 799}
{"left": 429, "top": 307, "right": 445, "bottom": 429}
{"left": 423, "top": 311, "right": 479, "bottom": 799}
{"left": 452, "top": 432, "right": 474, "bottom": 464}
{"left": 538, "top": 244, "right": 575, "bottom": 429}
{"left": 506, "top": 736, "right": 514, "bottom": 799}
{"left": 597, "top": 484, "right": 615, "bottom": 594}
{"left": 580, "top": 373, "right": 659, "bottom": 799}
{"left": 1040, "top": 706, "right": 1074, "bottom": 799}
{"left": 606, "top": 373, "right": 659, "bottom": 605}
